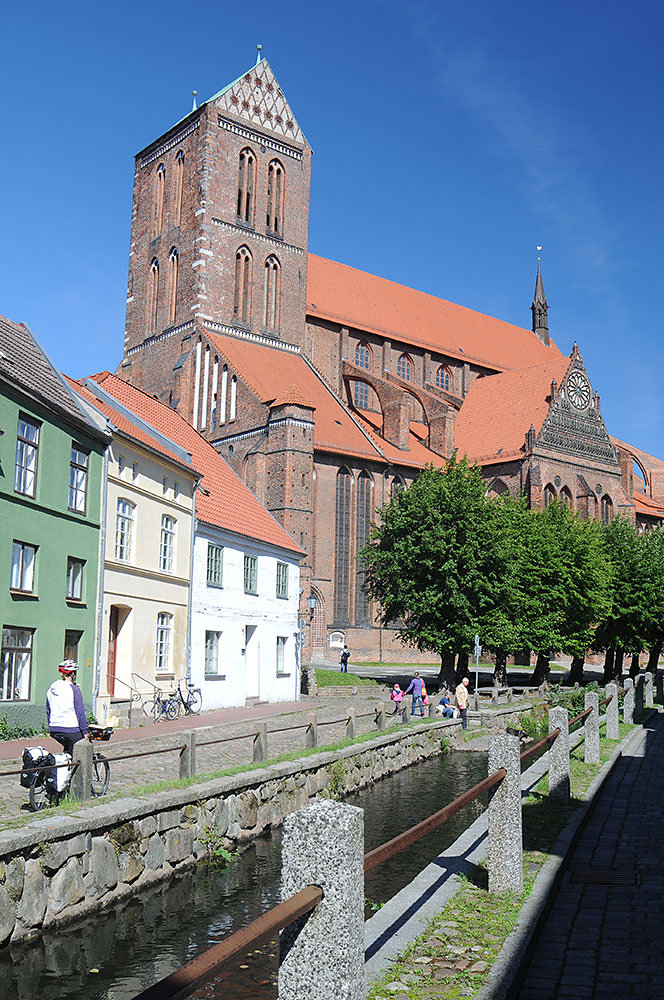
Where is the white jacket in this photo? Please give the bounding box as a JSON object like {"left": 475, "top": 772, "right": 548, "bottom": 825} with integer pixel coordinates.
{"left": 46, "top": 679, "right": 79, "bottom": 729}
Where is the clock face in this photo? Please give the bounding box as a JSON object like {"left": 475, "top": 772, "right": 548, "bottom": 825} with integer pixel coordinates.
{"left": 567, "top": 371, "right": 591, "bottom": 410}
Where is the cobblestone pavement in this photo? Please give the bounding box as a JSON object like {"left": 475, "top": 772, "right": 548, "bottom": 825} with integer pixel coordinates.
{"left": 0, "top": 688, "right": 399, "bottom": 826}
{"left": 519, "top": 711, "right": 664, "bottom": 1000}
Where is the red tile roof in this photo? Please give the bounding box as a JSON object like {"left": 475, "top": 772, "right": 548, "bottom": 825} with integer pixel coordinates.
{"left": 454, "top": 355, "right": 571, "bottom": 465}
{"left": 633, "top": 490, "right": 664, "bottom": 520}
{"left": 85, "top": 372, "right": 303, "bottom": 555}
{"left": 354, "top": 409, "right": 446, "bottom": 469}
{"left": 307, "top": 254, "right": 562, "bottom": 372}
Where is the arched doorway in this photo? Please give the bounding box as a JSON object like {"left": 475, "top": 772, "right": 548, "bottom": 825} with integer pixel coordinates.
{"left": 310, "top": 586, "right": 327, "bottom": 651}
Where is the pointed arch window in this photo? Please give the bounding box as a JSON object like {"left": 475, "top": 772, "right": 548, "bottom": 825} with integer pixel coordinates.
{"left": 219, "top": 365, "right": 228, "bottom": 425}
{"left": 560, "top": 486, "right": 573, "bottom": 509}
{"left": 266, "top": 159, "right": 285, "bottom": 236}
{"left": 174, "top": 151, "right": 184, "bottom": 226}
{"left": 543, "top": 484, "right": 557, "bottom": 507}
{"left": 391, "top": 475, "right": 405, "bottom": 497}
{"left": 601, "top": 494, "right": 613, "bottom": 526}
{"left": 167, "top": 248, "right": 178, "bottom": 325}
{"left": 435, "top": 365, "right": 452, "bottom": 392}
{"left": 397, "top": 353, "right": 412, "bottom": 381}
{"left": 263, "top": 255, "right": 281, "bottom": 332}
{"left": 230, "top": 375, "right": 237, "bottom": 421}
{"left": 354, "top": 341, "right": 371, "bottom": 408}
{"left": 237, "top": 147, "right": 256, "bottom": 226}
{"left": 334, "top": 469, "right": 352, "bottom": 623}
{"left": 355, "top": 472, "right": 372, "bottom": 625}
{"left": 148, "top": 258, "right": 159, "bottom": 334}
{"left": 154, "top": 164, "right": 166, "bottom": 235}
{"left": 233, "top": 247, "right": 252, "bottom": 325}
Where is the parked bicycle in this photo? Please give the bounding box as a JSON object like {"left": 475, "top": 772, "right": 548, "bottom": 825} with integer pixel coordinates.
{"left": 143, "top": 681, "right": 202, "bottom": 722}
{"left": 21, "top": 726, "right": 113, "bottom": 811}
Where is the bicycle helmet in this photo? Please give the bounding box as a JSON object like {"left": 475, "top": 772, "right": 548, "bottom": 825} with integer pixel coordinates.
{"left": 58, "top": 659, "right": 78, "bottom": 677}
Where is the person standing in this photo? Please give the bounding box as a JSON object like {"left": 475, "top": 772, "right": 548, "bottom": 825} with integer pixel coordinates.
{"left": 46, "top": 660, "right": 88, "bottom": 755}
{"left": 455, "top": 676, "right": 470, "bottom": 730}
{"left": 340, "top": 645, "right": 350, "bottom": 673}
{"left": 403, "top": 671, "right": 425, "bottom": 716}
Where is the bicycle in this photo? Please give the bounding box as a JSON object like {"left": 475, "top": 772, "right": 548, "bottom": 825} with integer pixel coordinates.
{"left": 176, "top": 680, "right": 202, "bottom": 716}
{"left": 23, "top": 726, "right": 113, "bottom": 811}
{"left": 144, "top": 688, "right": 180, "bottom": 722}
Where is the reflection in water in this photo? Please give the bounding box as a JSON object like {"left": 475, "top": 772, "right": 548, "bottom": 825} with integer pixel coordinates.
{"left": 2, "top": 750, "right": 487, "bottom": 1000}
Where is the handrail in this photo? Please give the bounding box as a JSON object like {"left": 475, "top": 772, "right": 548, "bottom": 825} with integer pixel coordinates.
{"left": 106, "top": 745, "right": 186, "bottom": 763}
{"left": 131, "top": 884, "right": 323, "bottom": 1000}
{"left": 569, "top": 705, "right": 593, "bottom": 727}
{"left": 0, "top": 760, "right": 80, "bottom": 778}
{"left": 197, "top": 733, "right": 253, "bottom": 748}
{"left": 363, "top": 767, "right": 507, "bottom": 873}
{"left": 520, "top": 728, "right": 560, "bottom": 766}
{"left": 267, "top": 722, "right": 309, "bottom": 735}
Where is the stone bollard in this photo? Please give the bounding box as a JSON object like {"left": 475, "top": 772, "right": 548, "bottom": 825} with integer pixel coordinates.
{"left": 623, "top": 678, "right": 634, "bottom": 724}
{"left": 645, "top": 672, "right": 654, "bottom": 709}
{"left": 507, "top": 688, "right": 513, "bottom": 704}
{"left": 179, "top": 732, "right": 197, "bottom": 779}
{"left": 635, "top": 675, "right": 644, "bottom": 719}
{"left": 657, "top": 670, "right": 664, "bottom": 705}
{"left": 428, "top": 702, "right": 435, "bottom": 718}
{"left": 487, "top": 734, "right": 523, "bottom": 894}
{"left": 71, "top": 740, "right": 93, "bottom": 800}
{"left": 305, "top": 713, "right": 318, "bottom": 748}
{"left": 345, "top": 707, "right": 356, "bottom": 741}
{"left": 375, "top": 703, "right": 385, "bottom": 731}
{"left": 401, "top": 704, "right": 409, "bottom": 725}
{"left": 253, "top": 723, "right": 268, "bottom": 763}
{"left": 606, "top": 682, "right": 619, "bottom": 740}
{"left": 548, "top": 707, "right": 570, "bottom": 804}
{"left": 584, "top": 691, "right": 600, "bottom": 765}
{"left": 279, "top": 799, "right": 364, "bottom": 1000}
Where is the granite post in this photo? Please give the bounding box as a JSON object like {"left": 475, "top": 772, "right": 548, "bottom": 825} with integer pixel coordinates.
{"left": 401, "top": 705, "right": 409, "bottom": 725}
{"left": 487, "top": 734, "right": 523, "bottom": 894}
{"left": 548, "top": 707, "right": 570, "bottom": 804}
{"left": 278, "top": 799, "right": 364, "bottom": 1000}
{"left": 645, "top": 672, "right": 654, "bottom": 709}
{"left": 584, "top": 691, "right": 600, "bottom": 765}
{"left": 623, "top": 678, "right": 634, "bottom": 724}
{"left": 71, "top": 740, "right": 92, "bottom": 800}
{"left": 253, "top": 723, "right": 268, "bottom": 763}
{"left": 606, "top": 682, "right": 619, "bottom": 740}
{"left": 428, "top": 702, "right": 435, "bottom": 718}
{"left": 179, "top": 732, "right": 196, "bottom": 779}
{"left": 345, "top": 708, "right": 356, "bottom": 741}
{"left": 305, "top": 713, "right": 318, "bottom": 749}
{"left": 375, "top": 703, "right": 385, "bottom": 731}
{"left": 656, "top": 670, "right": 664, "bottom": 705}
{"left": 635, "top": 675, "right": 644, "bottom": 719}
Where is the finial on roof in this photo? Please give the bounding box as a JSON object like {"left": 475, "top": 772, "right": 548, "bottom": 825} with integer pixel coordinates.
{"left": 191, "top": 90, "right": 198, "bottom": 111}
{"left": 256, "top": 44, "right": 263, "bottom": 65}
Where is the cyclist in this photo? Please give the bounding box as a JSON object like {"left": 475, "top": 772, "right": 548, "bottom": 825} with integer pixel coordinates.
{"left": 46, "top": 660, "right": 88, "bottom": 755}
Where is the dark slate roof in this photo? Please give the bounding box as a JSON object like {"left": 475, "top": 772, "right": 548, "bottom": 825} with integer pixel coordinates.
{"left": 0, "top": 315, "right": 110, "bottom": 441}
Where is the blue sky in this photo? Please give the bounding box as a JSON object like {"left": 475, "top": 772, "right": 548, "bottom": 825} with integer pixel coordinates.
{"left": 1, "top": 0, "right": 662, "bottom": 458}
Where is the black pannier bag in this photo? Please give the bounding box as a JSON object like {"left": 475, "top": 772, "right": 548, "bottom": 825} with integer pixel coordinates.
{"left": 20, "top": 746, "right": 49, "bottom": 787}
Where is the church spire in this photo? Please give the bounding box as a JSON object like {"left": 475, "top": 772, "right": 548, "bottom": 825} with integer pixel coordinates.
{"left": 531, "top": 252, "right": 550, "bottom": 346}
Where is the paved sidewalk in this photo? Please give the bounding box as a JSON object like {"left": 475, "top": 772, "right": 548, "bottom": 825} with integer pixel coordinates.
{"left": 519, "top": 711, "right": 664, "bottom": 999}
{"left": 0, "top": 688, "right": 391, "bottom": 826}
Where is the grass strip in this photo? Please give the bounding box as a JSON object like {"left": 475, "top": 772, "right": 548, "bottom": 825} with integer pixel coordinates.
{"left": 315, "top": 668, "right": 377, "bottom": 686}
{"left": 367, "top": 721, "right": 635, "bottom": 1000}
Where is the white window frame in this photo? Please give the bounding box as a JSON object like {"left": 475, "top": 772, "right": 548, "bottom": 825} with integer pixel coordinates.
{"left": 276, "top": 635, "right": 288, "bottom": 675}
{"left": 66, "top": 557, "right": 85, "bottom": 601}
{"left": 68, "top": 444, "right": 90, "bottom": 513}
{"left": 0, "top": 627, "right": 33, "bottom": 701}
{"left": 207, "top": 543, "right": 224, "bottom": 587}
{"left": 205, "top": 630, "right": 222, "bottom": 677}
{"left": 14, "top": 416, "right": 40, "bottom": 497}
{"left": 244, "top": 554, "right": 258, "bottom": 594}
{"left": 276, "top": 561, "right": 289, "bottom": 599}
{"left": 155, "top": 613, "right": 173, "bottom": 674}
{"left": 115, "top": 498, "right": 135, "bottom": 562}
{"left": 10, "top": 541, "right": 36, "bottom": 593}
{"left": 159, "top": 515, "right": 176, "bottom": 573}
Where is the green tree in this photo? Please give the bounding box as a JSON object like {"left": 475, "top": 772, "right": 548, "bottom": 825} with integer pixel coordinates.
{"left": 594, "top": 516, "right": 647, "bottom": 680}
{"left": 636, "top": 526, "right": 664, "bottom": 673}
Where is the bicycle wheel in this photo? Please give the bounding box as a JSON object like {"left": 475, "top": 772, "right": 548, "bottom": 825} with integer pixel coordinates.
{"left": 152, "top": 697, "right": 166, "bottom": 723}
{"left": 165, "top": 696, "right": 181, "bottom": 720}
{"left": 91, "top": 753, "right": 110, "bottom": 796}
{"left": 143, "top": 694, "right": 159, "bottom": 718}
{"left": 29, "top": 775, "right": 50, "bottom": 812}
{"left": 186, "top": 688, "right": 202, "bottom": 715}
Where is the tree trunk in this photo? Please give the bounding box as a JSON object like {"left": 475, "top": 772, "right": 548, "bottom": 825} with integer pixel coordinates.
{"left": 629, "top": 652, "right": 641, "bottom": 678}
{"left": 568, "top": 654, "right": 585, "bottom": 687}
{"left": 615, "top": 647, "right": 624, "bottom": 680}
{"left": 437, "top": 650, "right": 456, "bottom": 691}
{"left": 603, "top": 647, "right": 615, "bottom": 683}
{"left": 647, "top": 639, "right": 663, "bottom": 673}
{"left": 493, "top": 651, "right": 508, "bottom": 687}
{"left": 530, "top": 651, "right": 551, "bottom": 687}
{"left": 456, "top": 651, "right": 469, "bottom": 683}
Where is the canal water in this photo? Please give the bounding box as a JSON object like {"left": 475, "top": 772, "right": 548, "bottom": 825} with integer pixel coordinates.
{"left": 2, "top": 748, "right": 488, "bottom": 1000}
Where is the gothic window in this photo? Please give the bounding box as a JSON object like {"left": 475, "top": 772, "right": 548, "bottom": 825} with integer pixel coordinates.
{"left": 266, "top": 159, "right": 285, "bottom": 236}
{"left": 487, "top": 479, "right": 509, "bottom": 498}
{"left": 154, "top": 164, "right": 166, "bottom": 235}
{"left": 560, "top": 486, "right": 573, "bottom": 509}
{"left": 397, "top": 353, "right": 412, "bottom": 381}
{"left": 435, "top": 365, "right": 452, "bottom": 392}
{"left": 355, "top": 472, "right": 372, "bottom": 625}
{"left": 391, "top": 476, "right": 405, "bottom": 497}
{"left": 543, "top": 484, "right": 557, "bottom": 507}
{"left": 263, "top": 255, "right": 281, "bottom": 332}
{"left": 220, "top": 365, "right": 228, "bottom": 425}
{"left": 148, "top": 258, "right": 159, "bottom": 334}
{"left": 354, "top": 341, "right": 371, "bottom": 408}
{"left": 211, "top": 356, "right": 219, "bottom": 430}
{"left": 174, "top": 151, "right": 184, "bottom": 225}
{"left": 601, "top": 494, "right": 613, "bottom": 526}
{"left": 334, "top": 469, "right": 352, "bottom": 623}
{"left": 233, "top": 246, "right": 252, "bottom": 325}
{"left": 167, "top": 248, "right": 178, "bottom": 325}
{"left": 230, "top": 375, "right": 237, "bottom": 421}
{"left": 237, "top": 147, "right": 256, "bottom": 226}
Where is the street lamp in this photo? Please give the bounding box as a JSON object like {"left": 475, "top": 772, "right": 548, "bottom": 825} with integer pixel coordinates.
{"left": 307, "top": 593, "right": 317, "bottom": 617}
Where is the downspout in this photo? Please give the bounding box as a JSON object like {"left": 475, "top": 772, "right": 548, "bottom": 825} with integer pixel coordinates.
{"left": 186, "top": 480, "right": 199, "bottom": 684}
{"left": 93, "top": 445, "right": 110, "bottom": 719}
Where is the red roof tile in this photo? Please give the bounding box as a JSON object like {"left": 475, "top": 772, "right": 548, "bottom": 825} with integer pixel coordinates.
{"left": 307, "top": 254, "right": 562, "bottom": 372}
{"left": 454, "top": 355, "right": 571, "bottom": 465}
{"left": 633, "top": 490, "right": 664, "bottom": 520}
{"left": 85, "top": 372, "right": 303, "bottom": 555}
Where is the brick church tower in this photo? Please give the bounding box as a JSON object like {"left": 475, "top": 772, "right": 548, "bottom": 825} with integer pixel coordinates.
{"left": 122, "top": 54, "right": 312, "bottom": 367}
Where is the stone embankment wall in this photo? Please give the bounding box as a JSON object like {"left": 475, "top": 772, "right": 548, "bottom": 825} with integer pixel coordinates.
{"left": 0, "top": 720, "right": 457, "bottom": 946}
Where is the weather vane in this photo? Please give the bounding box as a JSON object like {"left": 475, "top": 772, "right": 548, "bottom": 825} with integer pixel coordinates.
{"left": 536, "top": 245, "right": 543, "bottom": 262}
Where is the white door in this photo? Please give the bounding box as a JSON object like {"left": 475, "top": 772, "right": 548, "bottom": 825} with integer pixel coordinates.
{"left": 245, "top": 625, "right": 259, "bottom": 698}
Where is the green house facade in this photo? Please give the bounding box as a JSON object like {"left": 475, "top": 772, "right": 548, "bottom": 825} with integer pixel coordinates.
{"left": 0, "top": 317, "right": 110, "bottom": 729}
